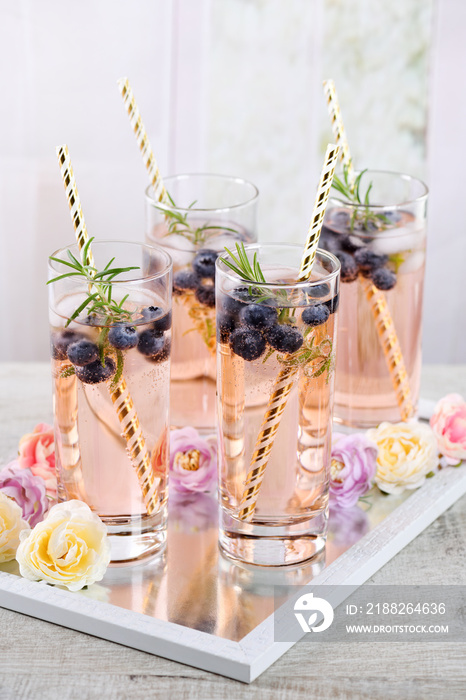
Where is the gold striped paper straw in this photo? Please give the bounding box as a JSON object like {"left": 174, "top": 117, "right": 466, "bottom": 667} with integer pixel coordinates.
{"left": 57, "top": 146, "right": 95, "bottom": 269}
{"left": 238, "top": 144, "right": 339, "bottom": 522}
{"left": 323, "top": 79, "right": 355, "bottom": 186}
{"left": 117, "top": 77, "right": 169, "bottom": 205}
{"left": 56, "top": 145, "right": 161, "bottom": 514}
{"left": 297, "top": 143, "right": 340, "bottom": 281}
{"left": 110, "top": 381, "right": 161, "bottom": 512}
{"left": 238, "top": 365, "right": 298, "bottom": 521}
{"left": 321, "top": 81, "right": 414, "bottom": 421}
{"left": 359, "top": 277, "right": 414, "bottom": 421}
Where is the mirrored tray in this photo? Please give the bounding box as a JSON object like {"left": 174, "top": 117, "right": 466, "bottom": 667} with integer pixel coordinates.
{"left": 1, "top": 460, "right": 465, "bottom": 683}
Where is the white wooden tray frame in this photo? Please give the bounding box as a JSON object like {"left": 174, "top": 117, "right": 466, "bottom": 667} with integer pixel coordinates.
{"left": 0, "top": 463, "right": 465, "bottom": 683}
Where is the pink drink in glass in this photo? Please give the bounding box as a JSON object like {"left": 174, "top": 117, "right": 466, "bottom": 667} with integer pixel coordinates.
{"left": 49, "top": 241, "right": 172, "bottom": 563}
{"left": 320, "top": 171, "right": 428, "bottom": 428}
{"left": 145, "top": 174, "right": 258, "bottom": 432}
{"left": 216, "top": 245, "right": 340, "bottom": 566}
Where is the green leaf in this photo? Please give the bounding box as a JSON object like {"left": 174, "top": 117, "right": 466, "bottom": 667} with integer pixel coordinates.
{"left": 82, "top": 237, "right": 94, "bottom": 267}
{"left": 103, "top": 257, "right": 116, "bottom": 271}
{"left": 110, "top": 349, "right": 125, "bottom": 390}
{"left": 93, "top": 266, "right": 139, "bottom": 280}
{"left": 67, "top": 249, "right": 84, "bottom": 269}
{"left": 66, "top": 293, "right": 99, "bottom": 327}
{"left": 49, "top": 255, "right": 82, "bottom": 272}
{"left": 47, "top": 271, "right": 85, "bottom": 285}
{"left": 364, "top": 181, "right": 373, "bottom": 206}
{"left": 60, "top": 365, "right": 76, "bottom": 378}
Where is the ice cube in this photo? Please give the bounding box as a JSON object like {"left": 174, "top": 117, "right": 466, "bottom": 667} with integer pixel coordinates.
{"left": 370, "top": 224, "right": 425, "bottom": 256}
{"left": 398, "top": 250, "right": 425, "bottom": 274}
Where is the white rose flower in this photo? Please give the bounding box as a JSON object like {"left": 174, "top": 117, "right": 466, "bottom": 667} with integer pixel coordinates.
{"left": 367, "top": 421, "right": 439, "bottom": 495}
{"left": 16, "top": 500, "right": 111, "bottom": 591}
{"left": 0, "top": 492, "right": 30, "bottom": 562}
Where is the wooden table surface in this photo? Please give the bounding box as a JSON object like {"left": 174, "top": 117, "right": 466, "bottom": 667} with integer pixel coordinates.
{"left": 0, "top": 363, "right": 465, "bottom": 700}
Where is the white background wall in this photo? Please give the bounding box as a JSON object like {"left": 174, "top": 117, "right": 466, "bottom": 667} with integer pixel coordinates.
{"left": 0, "top": 0, "right": 464, "bottom": 364}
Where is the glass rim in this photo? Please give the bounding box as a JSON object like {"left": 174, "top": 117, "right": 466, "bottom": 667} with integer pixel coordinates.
{"left": 330, "top": 169, "right": 429, "bottom": 210}
{"left": 216, "top": 243, "right": 341, "bottom": 290}
{"left": 48, "top": 239, "right": 173, "bottom": 285}
{"left": 145, "top": 173, "right": 259, "bottom": 213}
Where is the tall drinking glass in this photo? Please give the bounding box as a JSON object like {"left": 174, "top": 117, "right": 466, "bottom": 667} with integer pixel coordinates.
{"left": 320, "top": 171, "right": 428, "bottom": 428}
{"left": 216, "top": 244, "right": 340, "bottom": 566}
{"left": 145, "top": 174, "right": 258, "bottom": 432}
{"left": 48, "top": 241, "right": 172, "bottom": 564}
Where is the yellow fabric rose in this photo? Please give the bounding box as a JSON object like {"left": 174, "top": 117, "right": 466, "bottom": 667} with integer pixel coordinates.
{"left": 16, "top": 500, "right": 111, "bottom": 591}
{"left": 367, "top": 421, "right": 439, "bottom": 495}
{"left": 0, "top": 492, "right": 30, "bottom": 562}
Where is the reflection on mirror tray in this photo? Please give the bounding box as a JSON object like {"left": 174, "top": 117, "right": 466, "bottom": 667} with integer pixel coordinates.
{"left": 0, "top": 486, "right": 410, "bottom": 643}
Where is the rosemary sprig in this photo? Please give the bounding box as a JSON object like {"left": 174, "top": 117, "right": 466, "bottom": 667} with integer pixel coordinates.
{"left": 47, "top": 238, "right": 140, "bottom": 327}
{"left": 222, "top": 242, "right": 291, "bottom": 308}
{"left": 223, "top": 245, "right": 334, "bottom": 381}
{"left": 223, "top": 243, "right": 295, "bottom": 323}
{"left": 332, "top": 165, "right": 391, "bottom": 231}
{"left": 155, "top": 192, "right": 240, "bottom": 246}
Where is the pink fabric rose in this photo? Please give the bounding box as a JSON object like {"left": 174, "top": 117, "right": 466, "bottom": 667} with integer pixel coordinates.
{"left": 0, "top": 461, "right": 49, "bottom": 527}
{"left": 17, "top": 423, "right": 56, "bottom": 497}
{"left": 330, "top": 432, "right": 378, "bottom": 508}
{"left": 430, "top": 394, "right": 466, "bottom": 466}
{"left": 328, "top": 505, "right": 370, "bottom": 548}
{"left": 169, "top": 492, "right": 218, "bottom": 532}
{"left": 169, "top": 427, "right": 217, "bottom": 494}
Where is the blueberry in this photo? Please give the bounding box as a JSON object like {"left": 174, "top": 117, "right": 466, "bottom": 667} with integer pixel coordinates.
{"left": 319, "top": 227, "right": 342, "bottom": 254}
{"left": 153, "top": 311, "right": 172, "bottom": 332}
{"left": 137, "top": 329, "right": 165, "bottom": 357}
{"left": 141, "top": 306, "right": 172, "bottom": 331}
{"left": 82, "top": 314, "right": 99, "bottom": 326}
{"left": 302, "top": 303, "right": 330, "bottom": 327}
{"left": 384, "top": 210, "right": 402, "bottom": 224}
{"left": 173, "top": 270, "right": 200, "bottom": 294}
{"left": 371, "top": 267, "right": 397, "bottom": 291}
{"left": 195, "top": 284, "right": 216, "bottom": 308}
{"left": 266, "top": 325, "right": 304, "bottom": 353}
{"left": 66, "top": 339, "right": 99, "bottom": 366}
{"left": 51, "top": 330, "right": 83, "bottom": 360}
{"left": 145, "top": 337, "right": 171, "bottom": 363}
{"left": 108, "top": 325, "right": 138, "bottom": 350}
{"left": 307, "top": 282, "right": 330, "bottom": 299}
{"left": 354, "top": 248, "right": 388, "bottom": 275}
{"left": 341, "top": 234, "right": 366, "bottom": 253}
{"left": 229, "top": 328, "right": 266, "bottom": 361}
{"left": 330, "top": 209, "right": 351, "bottom": 230}
{"left": 324, "top": 293, "right": 339, "bottom": 315}
{"left": 335, "top": 251, "right": 358, "bottom": 283}
{"left": 354, "top": 219, "right": 377, "bottom": 235}
{"left": 239, "top": 303, "right": 278, "bottom": 330}
{"left": 223, "top": 286, "right": 254, "bottom": 315}
{"left": 217, "top": 313, "right": 236, "bottom": 342}
{"left": 192, "top": 249, "right": 218, "bottom": 279}
{"left": 141, "top": 306, "right": 162, "bottom": 322}
{"left": 75, "top": 357, "right": 116, "bottom": 384}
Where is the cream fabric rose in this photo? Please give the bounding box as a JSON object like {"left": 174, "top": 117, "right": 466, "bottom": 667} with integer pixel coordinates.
{"left": 367, "top": 421, "right": 439, "bottom": 495}
{"left": 0, "top": 492, "right": 30, "bottom": 562}
{"left": 16, "top": 500, "right": 111, "bottom": 591}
